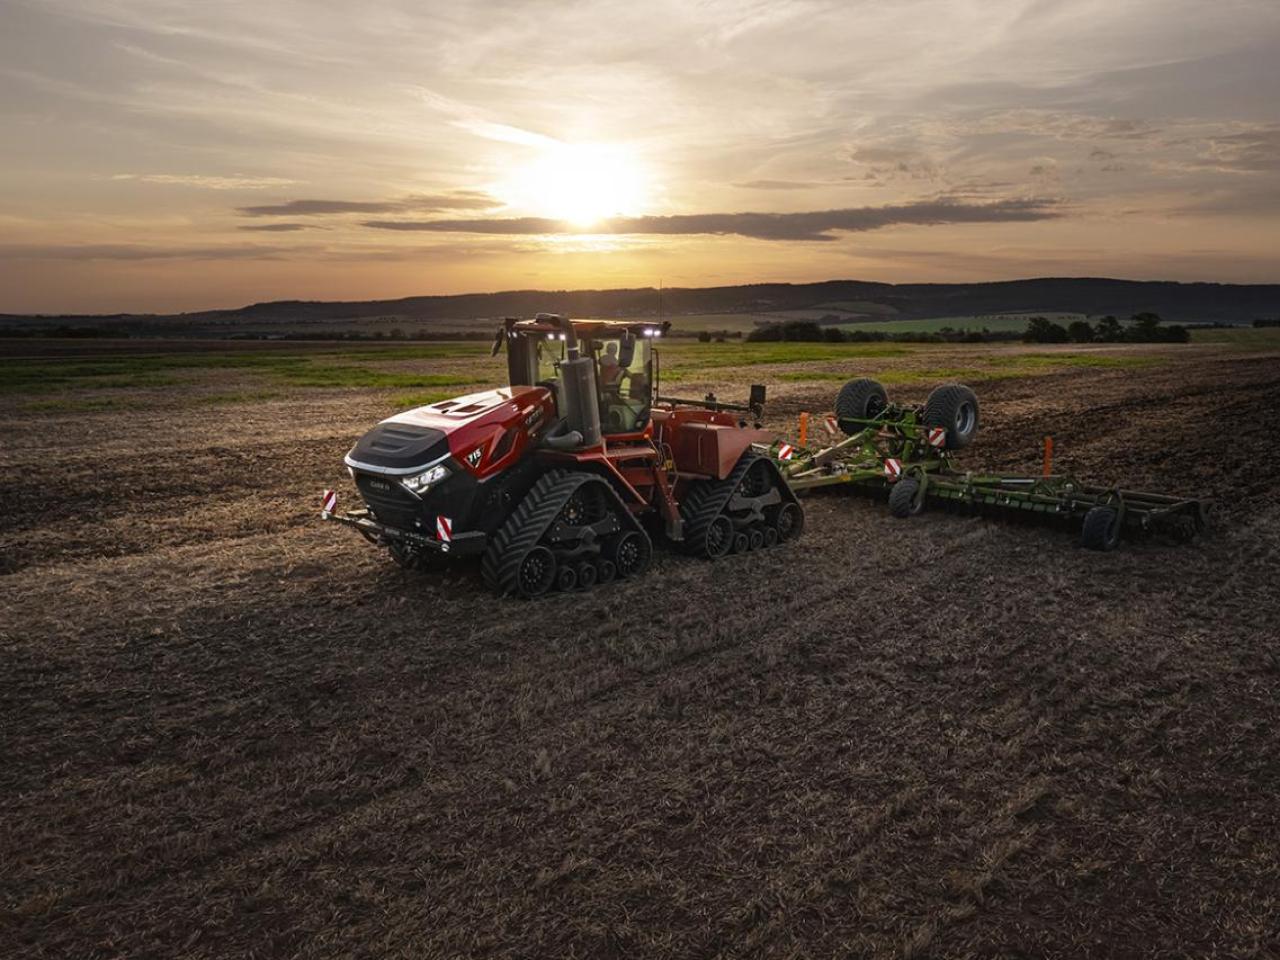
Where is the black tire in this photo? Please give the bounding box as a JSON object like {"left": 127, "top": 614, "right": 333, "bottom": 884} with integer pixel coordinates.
{"left": 1081, "top": 506, "right": 1121, "bottom": 551}
{"left": 835, "top": 378, "right": 888, "bottom": 435}
{"left": 748, "top": 527, "right": 765, "bottom": 551}
{"left": 889, "top": 477, "right": 924, "bottom": 518}
{"left": 556, "top": 564, "right": 578, "bottom": 591}
{"left": 611, "top": 530, "right": 652, "bottom": 579}
{"left": 596, "top": 558, "right": 617, "bottom": 584}
{"left": 922, "top": 384, "right": 979, "bottom": 450}
{"left": 576, "top": 561, "right": 599, "bottom": 590}
{"left": 516, "top": 546, "right": 556, "bottom": 597}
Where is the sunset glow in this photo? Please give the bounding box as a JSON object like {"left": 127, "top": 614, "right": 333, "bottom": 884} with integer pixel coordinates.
{"left": 0, "top": 0, "right": 1277, "bottom": 312}
{"left": 499, "top": 142, "right": 651, "bottom": 226}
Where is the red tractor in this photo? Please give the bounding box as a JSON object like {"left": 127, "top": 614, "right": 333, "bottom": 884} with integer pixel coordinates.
{"left": 323, "top": 313, "right": 803, "bottom": 597}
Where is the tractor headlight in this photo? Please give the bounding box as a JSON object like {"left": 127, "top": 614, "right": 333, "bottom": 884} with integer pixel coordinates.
{"left": 402, "top": 463, "right": 450, "bottom": 494}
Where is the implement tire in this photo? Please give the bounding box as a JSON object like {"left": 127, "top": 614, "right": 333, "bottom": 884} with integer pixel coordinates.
{"left": 1081, "top": 506, "right": 1121, "bottom": 551}
{"left": 922, "top": 384, "right": 979, "bottom": 450}
{"left": 835, "top": 378, "right": 888, "bottom": 435}
{"left": 889, "top": 477, "right": 924, "bottom": 518}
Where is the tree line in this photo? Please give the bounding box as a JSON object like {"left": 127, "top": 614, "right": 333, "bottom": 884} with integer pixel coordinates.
{"left": 1022, "top": 313, "right": 1189, "bottom": 344}
{"left": 742, "top": 313, "right": 1192, "bottom": 344}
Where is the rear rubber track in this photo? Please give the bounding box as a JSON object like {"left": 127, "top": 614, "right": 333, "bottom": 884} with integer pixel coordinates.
{"left": 681, "top": 452, "right": 801, "bottom": 558}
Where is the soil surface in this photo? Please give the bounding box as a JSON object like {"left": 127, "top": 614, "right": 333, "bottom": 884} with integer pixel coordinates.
{"left": 3, "top": 344, "right": 1279, "bottom": 959}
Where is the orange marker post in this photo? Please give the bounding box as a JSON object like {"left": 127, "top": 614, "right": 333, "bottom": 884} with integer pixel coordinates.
{"left": 798, "top": 411, "right": 809, "bottom": 447}
{"left": 1043, "top": 435, "right": 1054, "bottom": 477}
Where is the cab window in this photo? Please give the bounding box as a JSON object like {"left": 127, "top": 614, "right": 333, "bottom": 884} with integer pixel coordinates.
{"left": 536, "top": 336, "right": 564, "bottom": 385}
{"left": 594, "top": 332, "right": 652, "bottom": 433}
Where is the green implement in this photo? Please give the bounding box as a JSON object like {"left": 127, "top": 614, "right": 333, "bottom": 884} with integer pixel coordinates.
{"left": 764, "top": 378, "right": 1208, "bottom": 551}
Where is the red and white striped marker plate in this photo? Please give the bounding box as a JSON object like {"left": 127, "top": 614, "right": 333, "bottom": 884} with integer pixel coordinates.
{"left": 824, "top": 415, "right": 839, "bottom": 437}
{"left": 436, "top": 515, "right": 453, "bottom": 542}
{"left": 777, "top": 443, "right": 795, "bottom": 460}
{"left": 926, "top": 426, "right": 947, "bottom": 449}
{"left": 321, "top": 488, "right": 337, "bottom": 514}
{"left": 883, "top": 458, "right": 903, "bottom": 481}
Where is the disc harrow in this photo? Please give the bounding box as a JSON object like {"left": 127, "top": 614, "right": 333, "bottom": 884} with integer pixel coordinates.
{"left": 767, "top": 379, "right": 1209, "bottom": 551}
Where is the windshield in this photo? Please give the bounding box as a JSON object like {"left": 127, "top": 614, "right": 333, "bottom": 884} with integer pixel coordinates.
{"left": 593, "top": 332, "right": 652, "bottom": 433}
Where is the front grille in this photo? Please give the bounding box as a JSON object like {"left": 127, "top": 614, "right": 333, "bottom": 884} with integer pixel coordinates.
{"left": 354, "top": 474, "right": 423, "bottom": 532}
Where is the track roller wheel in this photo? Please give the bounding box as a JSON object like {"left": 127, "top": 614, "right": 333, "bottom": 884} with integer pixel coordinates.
{"left": 1081, "top": 506, "right": 1121, "bottom": 551}
{"left": 763, "top": 526, "right": 779, "bottom": 548}
{"left": 922, "top": 383, "right": 979, "bottom": 450}
{"left": 889, "top": 477, "right": 925, "bottom": 518}
{"left": 556, "top": 564, "right": 578, "bottom": 591}
{"left": 775, "top": 502, "right": 805, "bottom": 542}
{"left": 576, "top": 561, "right": 599, "bottom": 590}
{"left": 703, "top": 515, "right": 734, "bottom": 560}
{"left": 596, "top": 558, "right": 617, "bottom": 584}
{"left": 610, "top": 530, "right": 652, "bottom": 579}
{"left": 732, "top": 531, "right": 749, "bottom": 553}
{"left": 516, "top": 546, "right": 556, "bottom": 598}
{"left": 748, "top": 527, "right": 765, "bottom": 551}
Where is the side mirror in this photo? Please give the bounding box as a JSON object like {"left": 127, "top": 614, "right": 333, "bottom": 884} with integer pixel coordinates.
{"left": 490, "top": 325, "right": 505, "bottom": 357}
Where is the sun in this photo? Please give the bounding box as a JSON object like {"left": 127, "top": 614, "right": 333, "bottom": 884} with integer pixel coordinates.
{"left": 501, "top": 141, "right": 649, "bottom": 226}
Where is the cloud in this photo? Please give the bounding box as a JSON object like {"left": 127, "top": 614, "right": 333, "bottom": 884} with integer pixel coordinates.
{"left": 363, "top": 198, "right": 1063, "bottom": 242}
{"left": 848, "top": 145, "right": 942, "bottom": 183}
{"left": 453, "top": 120, "right": 560, "bottom": 148}
{"left": 111, "top": 174, "right": 298, "bottom": 190}
{"left": 0, "top": 243, "right": 295, "bottom": 261}
{"left": 1192, "top": 127, "right": 1280, "bottom": 172}
{"left": 236, "top": 192, "right": 498, "bottom": 217}
{"left": 733, "top": 179, "right": 821, "bottom": 190}
{"left": 237, "top": 223, "right": 313, "bottom": 232}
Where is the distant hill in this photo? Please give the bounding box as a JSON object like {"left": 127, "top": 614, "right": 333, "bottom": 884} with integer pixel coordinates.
{"left": 4, "top": 277, "right": 1278, "bottom": 332}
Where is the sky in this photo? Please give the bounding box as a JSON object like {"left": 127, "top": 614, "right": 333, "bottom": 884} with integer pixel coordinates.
{"left": 1, "top": 0, "right": 1278, "bottom": 313}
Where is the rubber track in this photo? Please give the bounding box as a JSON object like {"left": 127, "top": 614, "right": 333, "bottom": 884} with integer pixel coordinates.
{"left": 481, "top": 470, "right": 641, "bottom": 596}
{"left": 682, "top": 452, "right": 785, "bottom": 558}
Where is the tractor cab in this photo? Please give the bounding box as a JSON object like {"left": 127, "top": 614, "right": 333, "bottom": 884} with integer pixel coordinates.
{"left": 495, "top": 313, "right": 667, "bottom": 443}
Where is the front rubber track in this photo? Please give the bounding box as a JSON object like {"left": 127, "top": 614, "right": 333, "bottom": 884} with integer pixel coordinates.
{"left": 482, "top": 469, "right": 644, "bottom": 598}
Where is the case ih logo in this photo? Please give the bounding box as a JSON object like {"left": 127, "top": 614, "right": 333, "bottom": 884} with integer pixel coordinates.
{"left": 523, "top": 407, "right": 544, "bottom": 431}
{"left": 368, "top": 478, "right": 391, "bottom": 491}
{"left": 466, "top": 447, "right": 484, "bottom": 468}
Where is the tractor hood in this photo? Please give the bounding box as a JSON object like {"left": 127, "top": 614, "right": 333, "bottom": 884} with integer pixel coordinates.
{"left": 345, "top": 386, "right": 553, "bottom": 476}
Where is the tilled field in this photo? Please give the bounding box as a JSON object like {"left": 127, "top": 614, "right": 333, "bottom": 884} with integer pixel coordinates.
{"left": 3, "top": 344, "right": 1279, "bottom": 958}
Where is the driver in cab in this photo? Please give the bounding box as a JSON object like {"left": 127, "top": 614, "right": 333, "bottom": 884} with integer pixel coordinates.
{"left": 599, "top": 341, "right": 624, "bottom": 388}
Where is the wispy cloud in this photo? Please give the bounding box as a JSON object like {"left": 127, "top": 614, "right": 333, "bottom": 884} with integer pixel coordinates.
{"left": 110, "top": 173, "right": 299, "bottom": 190}
{"left": 363, "top": 198, "right": 1063, "bottom": 242}
{"left": 237, "top": 223, "right": 313, "bottom": 232}
{"left": 453, "top": 120, "right": 560, "bottom": 148}
{"left": 0, "top": 243, "right": 296, "bottom": 261}
{"left": 733, "top": 179, "right": 822, "bottom": 190}
{"left": 236, "top": 192, "right": 498, "bottom": 217}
